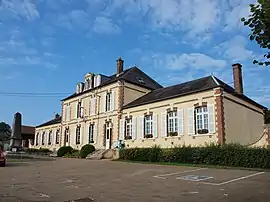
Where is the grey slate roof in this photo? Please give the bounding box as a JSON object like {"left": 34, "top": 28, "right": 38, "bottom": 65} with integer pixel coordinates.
{"left": 61, "top": 66, "right": 162, "bottom": 101}
{"left": 36, "top": 116, "right": 62, "bottom": 128}
{"left": 123, "top": 76, "right": 266, "bottom": 110}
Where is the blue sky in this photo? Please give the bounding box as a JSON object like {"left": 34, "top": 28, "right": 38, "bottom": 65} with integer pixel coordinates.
{"left": 0, "top": 0, "right": 269, "bottom": 127}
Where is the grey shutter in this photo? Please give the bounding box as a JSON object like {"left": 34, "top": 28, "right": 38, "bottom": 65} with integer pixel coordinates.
{"left": 153, "top": 114, "right": 158, "bottom": 138}
{"left": 119, "top": 119, "right": 125, "bottom": 140}
{"left": 111, "top": 90, "right": 115, "bottom": 111}
{"left": 132, "top": 117, "right": 137, "bottom": 140}
{"left": 178, "top": 109, "right": 184, "bottom": 135}
{"left": 208, "top": 104, "right": 215, "bottom": 133}
{"left": 161, "top": 112, "right": 167, "bottom": 137}
{"left": 188, "top": 107, "right": 195, "bottom": 135}
{"left": 139, "top": 116, "right": 144, "bottom": 139}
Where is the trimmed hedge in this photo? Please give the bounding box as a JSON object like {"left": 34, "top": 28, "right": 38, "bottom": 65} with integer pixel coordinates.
{"left": 57, "top": 146, "right": 73, "bottom": 157}
{"left": 119, "top": 144, "right": 270, "bottom": 169}
{"left": 25, "top": 148, "right": 52, "bottom": 155}
{"left": 79, "top": 144, "right": 95, "bottom": 158}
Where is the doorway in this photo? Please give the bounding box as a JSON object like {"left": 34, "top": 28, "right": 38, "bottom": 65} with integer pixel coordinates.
{"left": 105, "top": 122, "right": 112, "bottom": 149}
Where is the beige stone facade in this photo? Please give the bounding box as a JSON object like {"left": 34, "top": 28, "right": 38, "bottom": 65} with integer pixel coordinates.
{"left": 33, "top": 60, "right": 268, "bottom": 151}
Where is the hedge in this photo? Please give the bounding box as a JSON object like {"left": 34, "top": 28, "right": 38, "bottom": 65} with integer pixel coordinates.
{"left": 25, "top": 148, "right": 52, "bottom": 155}
{"left": 79, "top": 144, "right": 95, "bottom": 158}
{"left": 57, "top": 146, "right": 73, "bottom": 157}
{"left": 119, "top": 144, "right": 270, "bottom": 169}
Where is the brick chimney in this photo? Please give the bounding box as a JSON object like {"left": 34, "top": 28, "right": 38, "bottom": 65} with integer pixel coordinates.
{"left": 232, "top": 63, "right": 243, "bottom": 94}
{"left": 116, "top": 57, "right": 124, "bottom": 76}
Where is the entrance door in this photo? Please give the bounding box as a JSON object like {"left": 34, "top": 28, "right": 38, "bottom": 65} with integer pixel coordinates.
{"left": 105, "top": 122, "right": 112, "bottom": 149}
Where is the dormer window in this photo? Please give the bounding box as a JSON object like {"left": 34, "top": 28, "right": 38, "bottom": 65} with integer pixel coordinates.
{"left": 136, "top": 77, "right": 145, "bottom": 84}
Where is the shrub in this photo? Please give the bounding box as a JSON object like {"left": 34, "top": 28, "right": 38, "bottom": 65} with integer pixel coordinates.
{"left": 64, "top": 149, "right": 80, "bottom": 158}
{"left": 119, "top": 144, "right": 270, "bottom": 169}
{"left": 79, "top": 144, "right": 95, "bottom": 158}
{"left": 25, "top": 148, "right": 52, "bottom": 155}
{"left": 57, "top": 146, "right": 73, "bottom": 157}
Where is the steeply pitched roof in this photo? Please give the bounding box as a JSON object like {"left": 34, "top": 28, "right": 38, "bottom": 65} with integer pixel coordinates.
{"left": 61, "top": 66, "right": 162, "bottom": 101}
{"left": 36, "top": 116, "right": 62, "bottom": 128}
{"left": 21, "top": 125, "right": 35, "bottom": 135}
{"left": 123, "top": 76, "right": 266, "bottom": 110}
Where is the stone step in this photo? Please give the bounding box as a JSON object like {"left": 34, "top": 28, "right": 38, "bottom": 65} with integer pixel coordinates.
{"left": 86, "top": 149, "right": 106, "bottom": 160}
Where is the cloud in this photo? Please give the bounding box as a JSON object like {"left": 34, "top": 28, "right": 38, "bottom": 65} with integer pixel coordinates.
{"left": 214, "top": 35, "right": 255, "bottom": 62}
{"left": 0, "top": 0, "right": 39, "bottom": 21}
{"left": 144, "top": 52, "right": 227, "bottom": 70}
{"left": 93, "top": 16, "right": 121, "bottom": 34}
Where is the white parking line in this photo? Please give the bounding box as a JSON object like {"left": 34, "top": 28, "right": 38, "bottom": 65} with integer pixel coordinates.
{"left": 201, "top": 172, "right": 265, "bottom": 186}
{"left": 153, "top": 168, "right": 208, "bottom": 179}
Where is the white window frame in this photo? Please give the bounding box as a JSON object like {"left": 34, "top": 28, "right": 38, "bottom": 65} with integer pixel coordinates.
{"left": 48, "top": 131, "right": 52, "bottom": 145}
{"left": 89, "top": 124, "right": 94, "bottom": 143}
{"left": 65, "top": 129, "right": 69, "bottom": 143}
{"left": 42, "top": 132, "right": 45, "bottom": 145}
{"left": 55, "top": 129, "right": 60, "bottom": 144}
{"left": 144, "top": 115, "right": 153, "bottom": 138}
{"left": 106, "top": 92, "right": 112, "bottom": 112}
{"left": 167, "top": 111, "right": 178, "bottom": 135}
{"left": 76, "top": 126, "right": 81, "bottom": 144}
{"left": 125, "top": 118, "right": 132, "bottom": 139}
{"left": 36, "top": 133, "right": 39, "bottom": 146}
{"left": 77, "top": 101, "right": 82, "bottom": 118}
{"left": 195, "top": 106, "right": 209, "bottom": 134}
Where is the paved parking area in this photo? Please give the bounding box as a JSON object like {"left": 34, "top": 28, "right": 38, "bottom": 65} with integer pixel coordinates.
{"left": 0, "top": 158, "right": 269, "bottom": 202}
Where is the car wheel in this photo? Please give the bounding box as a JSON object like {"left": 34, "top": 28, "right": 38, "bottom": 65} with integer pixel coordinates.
{"left": 0, "top": 160, "right": 6, "bottom": 167}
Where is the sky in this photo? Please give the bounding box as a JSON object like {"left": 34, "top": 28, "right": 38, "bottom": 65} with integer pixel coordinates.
{"left": 0, "top": 0, "right": 269, "bottom": 127}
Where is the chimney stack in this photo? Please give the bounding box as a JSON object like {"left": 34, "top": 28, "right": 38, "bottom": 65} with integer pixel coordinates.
{"left": 116, "top": 57, "right": 124, "bottom": 76}
{"left": 232, "top": 63, "right": 243, "bottom": 94}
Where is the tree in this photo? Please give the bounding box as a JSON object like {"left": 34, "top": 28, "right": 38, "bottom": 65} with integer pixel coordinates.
{"left": 241, "top": 0, "right": 270, "bottom": 66}
{"left": 0, "top": 122, "right": 12, "bottom": 141}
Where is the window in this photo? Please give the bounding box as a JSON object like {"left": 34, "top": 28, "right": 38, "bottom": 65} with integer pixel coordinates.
{"left": 125, "top": 118, "right": 132, "bottom": 140}
{"left": 106, "top": 92, "right": 112, "bottom": 111}
{"left": 89, "top": 124, "right": 94, "bottom": 143}
{"left": 167, "top": 111, "right": 178, "bottom": 136}
{"left": 55, "top": 129, "right": 60, "bottom": 144}
{"left": 144, "top": 115, "right": 153, "bottom": 138}
{"left": 77, "top": 102, "right": 82, "bottom": 118}
{"left": 89, "top": 97, "right": 96, "bottom": 115}
{"left": 42, "top": 132, "right": 45, "bottom": 145}
{"left": 48, "top": 131, "right": 52, "bottom": 145}
{"left": 65, "top": 129, "right": 69, "bottom": 143}
{"left": 195, "top": 106, "right": 209, "bottom": 134}
{"left": 36, "top": 133, "right": 39, "bottom": 146}
{"left": 76, "top": 126, "right": 81, "bottom": 144}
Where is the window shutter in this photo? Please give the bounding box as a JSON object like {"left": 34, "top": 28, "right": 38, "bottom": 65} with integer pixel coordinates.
{"left": 94, "top": 124, "right": 97, "bottom": 144}
{"left": 80, "top": 100, "right": 84, "bottom": 118}
{"left": 111, "top": 90, "right": 115, "bottom": 111}
{"left": 51, "top": 131, "right": 54, "bottom": 145}
{"left": 188, "top": 107, "right": 195, "bottom": 135}
{"left": 153, "top": 114, "right": 158, "bottom": 138}
{"left": 74, "top": 127, "right": 77, "bottom": 145}
{"left": 119, "top": 119, "right": 125, "bottom": 140}
{"left": 67, "top": 105, "right": 70, "bottom": 121}
{"left": 80, "top": 125, "right": 83, "bottom": 144}
{"left": 92, "top": 97, "right": 96, "bottom": 115}
{"left": 132, "top": 117, "right": 137, "bottom": 140}
{"left": 86, "top": 123, "right": 89, "bottom": 144}
{"left": 208, "top": 104, "right": 215, "bottom": 133}
{"left": 139, "top": 116, "right": 144, "bottom": 139}
{"left": 103, "top": 93, "right": 107, "bottom": 113}
{"left": 178, "top": 109, "right": 184, "bottom": 135}
{"left": 161, "top": 112, "right": 167, "bottom": 137}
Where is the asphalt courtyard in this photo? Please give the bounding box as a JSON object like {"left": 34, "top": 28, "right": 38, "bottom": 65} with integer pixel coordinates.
{"left": 0, "top": 158, "right": 269, "bottom": 202}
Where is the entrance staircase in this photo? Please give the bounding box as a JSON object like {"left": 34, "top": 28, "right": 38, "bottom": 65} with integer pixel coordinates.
{"left": 86, "top": 149, "right": 106, "bottom": 160}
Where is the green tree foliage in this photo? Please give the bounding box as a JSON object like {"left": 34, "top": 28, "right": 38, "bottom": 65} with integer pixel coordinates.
{"left": 0, "top": 122, "right": 12, "bottom": 141}
{"left": 241, "top": 0, "right": 270, "bottom": 66}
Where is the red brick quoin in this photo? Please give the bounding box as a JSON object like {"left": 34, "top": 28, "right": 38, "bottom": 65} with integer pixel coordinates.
{"left": 215, "top": 88, "right": 225, "bottom": 145}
